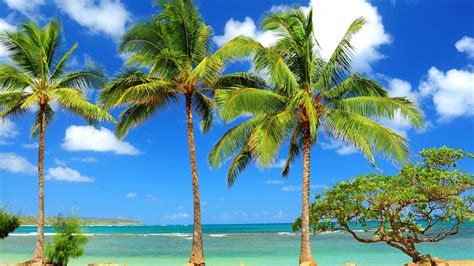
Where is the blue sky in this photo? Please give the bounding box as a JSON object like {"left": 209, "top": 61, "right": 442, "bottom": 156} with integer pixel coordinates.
{"left": 0, "top": 0, "right": 473, "bottom": 225}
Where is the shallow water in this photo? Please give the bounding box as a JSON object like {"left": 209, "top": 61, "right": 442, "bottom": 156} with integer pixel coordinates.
{"left": 1, "top": 223, "right": 473, "bottom": 266}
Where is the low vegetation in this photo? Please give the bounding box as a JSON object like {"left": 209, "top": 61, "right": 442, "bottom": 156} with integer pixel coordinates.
{"left": 46, "top": 216, "right": 89, "bottom": 266}
{"left": 0, "top": 208, "right": 20, "bottom": 239}
{"left": 294, "top": 147, "right": 473, "bottom": 263}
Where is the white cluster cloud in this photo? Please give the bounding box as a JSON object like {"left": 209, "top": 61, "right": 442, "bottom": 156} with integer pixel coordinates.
{"left": 419, "top": 66, "right": 474, "bottom": 122}
{"left": 388, "top": 78, "right": 419, "bottom": 105}
{"left": 213, "top": 17, "right": 278, "bottom": 47}
{"left": 0, "top": 119, "right": 18, "bottom": 142}
{"left": 311, "top": 0, "right": 391, "bottom": 72}
{"left": 4, "top": 0, "right": 44, "bottom": 14}
{"left": 0, "top": 153, "right": 36, "bottom": 175}
{"left": 46, "top": 166, "right": 94, "bottom": 183}
{"left": 213, "top": 0, "right": 391, "bottom": 72}
{"left": 62, "top": 126, "right": 139, "bottom": 155}
{"left": 455, "top": 36, "right": 474, "bottom": 58}
{"left": 320, "top": 141, "right": 357, "bottom": 155}
{"left": 55, "top": 0, "right": 131, "bottom": 39}
{"left": 0, "top": 19, "right": 15, "bottom": 61}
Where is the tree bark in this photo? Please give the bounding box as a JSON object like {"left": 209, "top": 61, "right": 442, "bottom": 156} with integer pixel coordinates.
{"left": 299, "top": 123, "right": 316, "bottom": 266}
{"left": 33, "top": 106, "right": 46, "bottom": 261}
{"left": 185, "top": 94, "right": 205, "bottom": 266}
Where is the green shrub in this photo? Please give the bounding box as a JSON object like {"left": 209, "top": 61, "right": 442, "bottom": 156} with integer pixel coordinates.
{"left": 0, "top": 208, "right": 20, "bottom": 239}
{"left": 46, "top": 215, "right": 89, "bottom": 266}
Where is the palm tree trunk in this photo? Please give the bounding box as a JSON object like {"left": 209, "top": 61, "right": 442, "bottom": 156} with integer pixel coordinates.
{"left": 33, "top": 106, "right": 46, "bottom": 261}
{"left": 299, "top": 123, "right": 316, "bottom": 266}
{"left": 185, "top": 94, "right": 205, "bottom": 266}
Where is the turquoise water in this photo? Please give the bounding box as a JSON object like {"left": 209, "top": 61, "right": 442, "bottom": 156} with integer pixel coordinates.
{"left": 1, "top": 223, "right": 473, "bottom": 265}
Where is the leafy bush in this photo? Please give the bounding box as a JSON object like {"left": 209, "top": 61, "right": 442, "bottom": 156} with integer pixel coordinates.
{"left": 46, "top": 215, "right": 89, "bottom": 266}
{"left": 295, "top": 146, "right": 473, "bottom": 263}
{"left": 0, "top": 208, "right": 20, "bottom": 239}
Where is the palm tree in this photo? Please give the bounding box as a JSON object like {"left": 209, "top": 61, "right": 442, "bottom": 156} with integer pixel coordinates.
{"left": 99, "top": 1, "right": 263, "bottom": 264}
{"left": 208, "top": 9, "right": 423, "bottom": 266}
{"left": 0, "top": 20, "right": 113, "bottom": 261}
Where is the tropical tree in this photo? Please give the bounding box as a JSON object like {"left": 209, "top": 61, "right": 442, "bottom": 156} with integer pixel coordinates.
{"left": 0, "top": 20, "right": 112, "bottom": 260}
{"left": 46, "top": 215, "right": 89, "bottom": 266}
{"left": 298, "top": 146, "right": 473, "bottom": 263}
{"left": 0, "top": 208, "right": 20, "bottom": 239}
{"left": 209, "top": 8, "right": 423, "bottom": 265}
{"left": 99, "top": 1, "right": 263, "bottom": 264}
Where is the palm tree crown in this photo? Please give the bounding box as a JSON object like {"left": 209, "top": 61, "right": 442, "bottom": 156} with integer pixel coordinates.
{"left": 100, "top": 0, "right": 263, "bottom": 137}
{"left": 0, "top": 20, "right": 112, "bottom": 129}
{"left": 210, "top": 9, "right": 423, "bottom": 183}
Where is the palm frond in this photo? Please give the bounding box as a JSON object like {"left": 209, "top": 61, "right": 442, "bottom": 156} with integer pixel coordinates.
{"left": 336, "top": 96, "right": 423, "bottom": 127}
{"left": 215, "top": 87, "right": 286, "bottom": 122}
{"left": 324, "top": 109, "right": 409, "bottom": 163}
{"left": 249, "top": 109, "right": 295, "bottom": 166}
{"left": 54, "top": 88, "right": 115, "bottom": 123}
{"left": 193, "top": 91, "right": 214, "bottom": 133}
{"left": 208, "top": 115, "right": 264, "bottom": 168}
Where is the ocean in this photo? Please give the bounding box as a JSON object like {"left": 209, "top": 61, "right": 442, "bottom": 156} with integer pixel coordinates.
{"left": 1, "top": 223, "right": 473, "bottom": 265}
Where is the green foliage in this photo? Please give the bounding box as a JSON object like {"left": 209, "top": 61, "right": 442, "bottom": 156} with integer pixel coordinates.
{"left": 210, "top": 6, "right": 423, "bottom": 185}
{"left": 0, "top": 208, "right": 20, "bottom": 239}
{"left": 46, "top": 215, "right": 89, "bottom": 266}
{"left": 100, "top": 0, "right": 266, "bottom": 137}
{"left": 0, "top": 20, "right": 114, "bottom": 135}
{"left": 299, "top": 146, "right": 473, "bottom": 262}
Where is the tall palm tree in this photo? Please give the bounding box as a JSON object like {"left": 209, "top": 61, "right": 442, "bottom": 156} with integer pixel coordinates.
{"left": 0, "top": 20, "right": 113, "bottom": 260}
{"left": 208, "top": 9, "right": 423, "bottom": 266}
{"left": 99, "top": 1, "right": 263, "bottom": 264}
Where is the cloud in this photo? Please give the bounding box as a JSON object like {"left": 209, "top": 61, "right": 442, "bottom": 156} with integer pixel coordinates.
{"left": 213, "top": 17, "right": 279, "bottom": 47}
{"left": 164, "top": 212, "right": 190, "bottom": 220}
{"left": 55, "top": 0, "right": 131, "bottom": 39}
{"left": 214, "top": 0, "right": 391, "bottom": 72}
{"left": 22, "top": 143, "right": 39, "bottom": 149}
{"left": 265, "top": 179, "right": 284, "bottom": 185}
{"left": 0, "top": 153, "right": 36, "bottom": 175}
{"left": 387, "top": 78, "right": 420, "bottom": 105}
{"left": 310, "top": 0, "right": 391, "bottom": 72}
{"left": 281, "top": 184, "right": 326, "bottom": 191}
{"left": 419, "top": 66, "right": 474, "bottom": 122}
{"left": 0, "top": 19, "right": 15, "bottom": 63}
{"left": 320, "top": 141, "right": 357, "bottom": 155}
{"left": 46, "top": 166, "right": 94, "bottom": 183}
{"left": 4, "top": 0, "right": 44, "bottom": 14}
{"left": 0, "top": 119, "right": 18, "bottom": 143}
{"left": 126, "top": 192, "right": 137, "bottom": 199}
{"left": 72, "top": 156, "right": 98, "bottom": 163}
{"left": 271, "top": 159, "right": 286, "bottom": 168}
{"left": 62, "top": 126, "right": 139, "bottom": 155}
{"left": 455, "top": 36, "right": 474, "bottom": 58}
{"left": 53, "top": 158, "right": 66, "bottom": 166}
